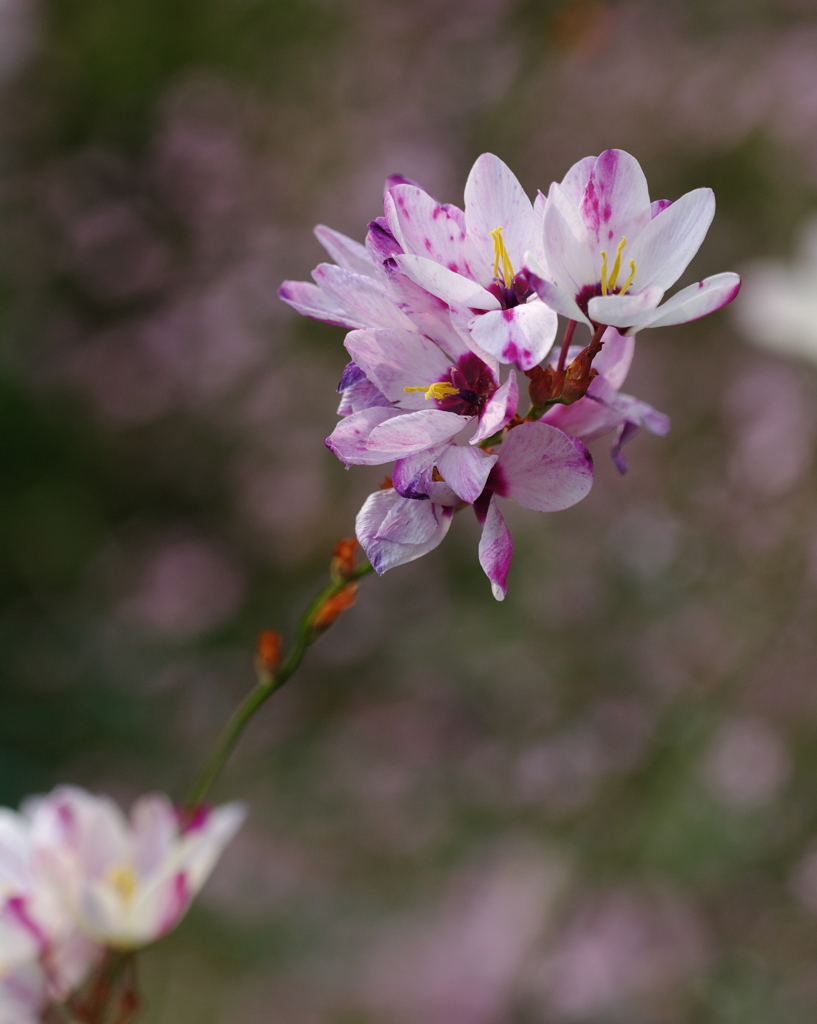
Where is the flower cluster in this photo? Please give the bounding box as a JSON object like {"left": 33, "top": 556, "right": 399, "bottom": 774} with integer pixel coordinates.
{"left": 0, "top": 785, "right": 244, "bottom": 1022}
{"left": 280, "top": 150, "right": 740, "bottom": 598}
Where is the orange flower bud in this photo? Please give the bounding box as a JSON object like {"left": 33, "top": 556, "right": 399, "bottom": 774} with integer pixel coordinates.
{"left": 331, "top": 537, "right": 358, "bottom": 581}
{"left": 255, "top": 629, "right": 282, "bottom": 677}
{"left": 311, "top": 583, "right": 358, "bottom": 632}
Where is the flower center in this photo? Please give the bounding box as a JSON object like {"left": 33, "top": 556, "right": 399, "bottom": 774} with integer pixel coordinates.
{"left": 403, "top": 382, "right": 460, "bottom": 401}
{"left": 599, "top": 236, "right": 636, "bottom": 296}
{"left": 490, "top": 226, "right": 515, "bottom": 288}
{"left": 106, "top": 863, "right": 138, "bottom": 905}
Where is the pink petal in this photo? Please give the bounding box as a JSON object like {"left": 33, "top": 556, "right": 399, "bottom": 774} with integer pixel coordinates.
{"left": 313, "top": 263, "right": 415, "bottom": 330}
{"left": 579, "top": 149, "right": 651, "bottom": 249}
{"left": 314, "top": 225, "right": 376, "bottom": 277}
{"left": 591, "top": 328, "right": 635, "bottom": 389}
{"left": 650, "top": 199, "right": 672, "bottom": 218}
{"left": 542, "top": 375, "right": 625, "bottom": 442}
{"left": 492, "top": 422, "right": 593, "bottom": 512}
{"left": 464, "top": 153, "right": 535, "bottom": 285}
{"left": 394, "top": 254, "right": 499, "bottom": 310}
{"left": 356, "top": 489, "right": 453, "bottom": 574}
{"left": 587, "top": 286, "right": 664, "bottom": 328}
{"left": 367, "top": 408, "right": 468, "bottom": 456}
{"left": 344, "top": 328, "right": 453, "bottom": 408}
{"left": 475, "top": 493, "right": 513, "bottom": 601}
{"left": 471, "top": 370, "right": 518, "bottom": 445}
{"left": 532, "top": 190, "right": 548, "bottom": 269}
{"left": 468, "top": 300, "right": 558, "bottom": 371}
{"left": 643, "top": 272, "right": 741, "bottom": 328}
{"left": 626, "top": 188, "right": 715, "bottom": 291}
{"left": 326, "top": 407, "right": 403, "bottom": 466}
{"left": 387, "top": 184, "right": 470, "bottom": 273}
{"left": 392, "top": 446, "right": 458, "bottom": 505}
{"left": 436, "top": 444, "right": 497, "bottom": 503}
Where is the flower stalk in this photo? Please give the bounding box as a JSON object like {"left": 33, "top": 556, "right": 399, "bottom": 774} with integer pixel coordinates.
{"left": 186, "top": 543, "right": 373, "bottom": 809}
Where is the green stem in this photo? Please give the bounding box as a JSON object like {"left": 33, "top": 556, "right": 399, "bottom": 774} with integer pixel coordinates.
{"left": 186, "top": 560, "right": 374, "bottom": 809}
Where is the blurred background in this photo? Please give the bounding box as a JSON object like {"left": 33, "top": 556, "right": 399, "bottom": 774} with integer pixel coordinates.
{"left": 3, "top": 0, "right": 817, "bottom": 1020}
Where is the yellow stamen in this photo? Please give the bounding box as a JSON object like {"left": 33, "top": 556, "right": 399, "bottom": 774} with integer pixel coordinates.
{"left": 619, "top": 259, "right": 636, "bottom": 294}
{"left": 600, "top": 249, "right": 609, "bottom": 295}
{"left": 106, "top": 864, "right": 138, "bottom": 904}
{"left": 403, "top": 382, "right": 460, "bottom": 401}
{"left": 606, "top": 236, "right": 628, "bottom": 292}
{"left": 489, "top": 226, "right": 515, "bottom": 288}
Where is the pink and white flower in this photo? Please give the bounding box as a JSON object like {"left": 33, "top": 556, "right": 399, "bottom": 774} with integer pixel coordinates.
{"left": 356, "top": 420, "right": 593, "bottom": 600}
{"left": 279, "top": 155, "right": 559, "bottom": 371}
{"left": 327, "top": 328, "right": 518, "bottom": 481}
{"left": 25, "top": 787, "right": 245, "bottom": 951}
{"left": 525, "top": 149, "right": 740, "bottom": 334}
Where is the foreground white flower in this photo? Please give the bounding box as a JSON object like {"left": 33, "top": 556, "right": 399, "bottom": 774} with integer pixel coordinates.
{"left": 526, "top": 149, "right": 740, "bottom": 334}
{"left": 25, "top": 787, "right": 245, "bottom": 950}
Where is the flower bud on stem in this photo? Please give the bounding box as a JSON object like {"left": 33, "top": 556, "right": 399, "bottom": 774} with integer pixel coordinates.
{"left": 186, "top": 541, "right": 373, "bottom": 809}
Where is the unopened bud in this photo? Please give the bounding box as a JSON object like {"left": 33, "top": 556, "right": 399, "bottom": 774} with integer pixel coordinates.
{"left": 311, "top": 583, "right": 358, "bottom": 633}
{"left": 255, "top": 629, "right": 282, "bottom": 679}
{"left": 331, "top": 537, "right": 358, "bottom": 582}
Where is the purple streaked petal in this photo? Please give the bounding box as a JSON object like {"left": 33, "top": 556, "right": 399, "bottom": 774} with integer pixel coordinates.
{"left": 313, "top": 263, "right": 415, "bottom": 330}
{"left": 356, "top": 489, "right": 453, "bottom": 574}
{"left": 338, "top": 361, "right": 366, "bottom": 392}
{"left": 314, "top": 225, "right": 376, "bottom": 277}
{"left": 367, "top": 408, "right": 467, "bottom": 455}
{"left": 366, "top": 218, "right": 403, "bottom": 264}
{"left": 641, "top": 272, "right": 741, "bottom": 328}
{"left": 611, "top": 421, "right": 641, "bottom": 474}
{"left": 475, "top": 493, "right": 513, "bottom": 601}
{"left": 383, "top": 264, "right": 472, "bottom": 359}
{"left": 591, "top": 328, "right": 635, "bottom": 389}
{"left": 278, "top": 279, "right": 361, "bottom": 329}
{"left": 326, "top": 407, "right": 402, "bottom": 466}
{"left": 393, "top": 254, "right": 499, "bottom": 310}
{"left": 558, "top": 155, "right": 596, "bottom": 206}
{"left": 650, "top": 199, "right": 672, "bottom": 218}
{"left": 337, "top": 377, "right": 392, "bottom": 416}
{"left": 383, "top": 190, "right": 408, "bottom": 252}
{"left": 388, "top": 184, "right": 469, "bottom": 271}
{"left": 587, "top": 286, "right": 664, "bottom": 328}
{"left": 626, "top": 188, "right": 715, "bottom": 291}
{"left": 471, "top": 370, "right": 518, "bottom": 445}
{"left": 393, "top": 446, "right": 460, "bottom": 505}
{"left": 344, "top": 328, "right": 453, "bottom": 408}
{"left": 464, "top": 153, "right": 535, "bottom": 285}
{"left": 524, "top": 262, "right": 589, "bottom": 325}
{"left": 542, "top": 375, "right": 625, "bottom": 442}
{"left": 493, "top": 421, "right": 593, "bottom": 512}
{"left": 609, "top": 398, "right": 671, "bottom": 473}
{"left": 467, "top": 300, "right": 558, "bottom": 371}
{"left": 435, "top": 444, "right": 497, "bottom": 503}
{"left": 580, "top": 149, "right": 651, "bottom": 249}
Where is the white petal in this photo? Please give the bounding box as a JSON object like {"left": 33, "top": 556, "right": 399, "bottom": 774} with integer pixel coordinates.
{"left": 326, "top": 407, "right": 403, "bottom": 466}
{"left": 312, "top": 264, "right": 416, "bottom": 330}
{"left": 387, "top": 185, "right": 469, "bottom": 272}
{"left": 476, "top": 494, "right": 513, "bottom": 601}
{"left": 356, "top": 490, "right": 453, "bottom": 574}
{"left": 467, "top": 301, "right": 558, "bottom": 371}
{"left": 393, "top": 254, "right": 499, "bottom": 310}
{"left": 367, "top": 409, "right": 467, "bottom": 456}
{"left": 587, "top": 286, "right": 664, "bottom": 328}
{"left": 642, "top": 272, "right": 741, "bottom": 328}
{"left": 464, "top": 153, "right": 535, "bottom": 284}
{"left": 626, "top": 188, "right": 716, "bottom": 291}
{"left": 344, "top": 328, "right": 453, "bottom": 407}
{"left": 494, "top": 422, "right": 594, "bottom": 512}
{"left": 435, "top": 444, "right": 497, "bottom": 503}
{"left": 471, "top": 371, "right": 518, "bottom": 445}
{"left": 314, "top": 225, "right": 376, "bottom": 277}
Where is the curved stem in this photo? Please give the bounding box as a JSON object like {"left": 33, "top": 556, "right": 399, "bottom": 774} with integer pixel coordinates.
{"left": 186, "top": 560, "right": 374, "bottom": 808}
{"left": 556, "top": 318, "right": 578, "bottom": 373}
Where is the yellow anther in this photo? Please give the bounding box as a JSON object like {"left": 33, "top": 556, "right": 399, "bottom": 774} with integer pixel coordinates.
{"left": 403, "top": 382, "right": 460, "bottom": 401}
{"left": 607, "top": 236, "right": 628, "bottom": 292}
{"left": 619, "top": 259, "right": 636, "bottom": 294}
{"left": 106, "top": 864, "right": 138, "bottom": 904}
{"left": 489, "top": 226, "right": 515, "bottom": 288}
{"left": 600, "top": 249, "right": 609, "bottom": 296}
